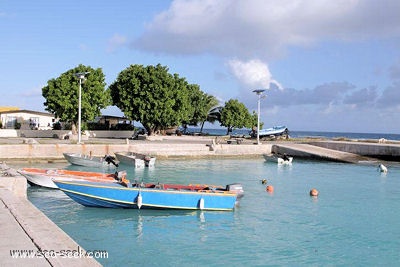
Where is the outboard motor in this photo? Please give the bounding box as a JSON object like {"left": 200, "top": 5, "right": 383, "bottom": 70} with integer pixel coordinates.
{"left": 104, "top": 155, "right": 119, "bottom": 167}
{"left": 116, "top": 170, "right": 127, "bottom": 181}
{"left": 226, "top": 183, "right": 244, "bottom": 198}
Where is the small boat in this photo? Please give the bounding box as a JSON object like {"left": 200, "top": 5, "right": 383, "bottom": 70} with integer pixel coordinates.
{"left": 253, "top": 126, "right": 289, "bottom": 138}
{"left": 53, "top": 179, "right": 244, "bottom": 211}
{"left": 263, "top": 154, "right": 293, "bottom": 164}
{"left": 378, "top": 164, "right": 388, "bottom": 173}
{"left": 63, "top": 153, "right": 119, "bottom": 168}
{"left": 18, "top": 168, "right": 123, "bottom": 189}
{"left": 115, "top": 152, "right": 156, "bottom": 167}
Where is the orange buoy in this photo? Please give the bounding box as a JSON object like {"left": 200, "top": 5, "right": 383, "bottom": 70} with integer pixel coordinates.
{"left": 266, "top": 185, "right": 274, "bottom": 192}
{"left": 310, "top": 188, "right": 319, "bottom": 197}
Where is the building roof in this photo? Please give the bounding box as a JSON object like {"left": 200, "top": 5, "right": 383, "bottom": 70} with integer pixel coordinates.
{"left": 0, "top": 107, "right": 19, "bottom": 112}
{"left": 0, "top": 109, "right": 54, "bottom": 117}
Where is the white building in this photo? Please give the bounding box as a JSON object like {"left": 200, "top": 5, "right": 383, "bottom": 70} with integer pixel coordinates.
{"left": 0, "top": 109, "right": 56, "bottom": 130}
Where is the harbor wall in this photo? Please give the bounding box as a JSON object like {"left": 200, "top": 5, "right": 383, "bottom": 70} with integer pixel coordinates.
{"left": 308, "top": 141, "right": 400, "bottom": 160}
{"left": 0, "top": 174, "right": 27, "bottom": 198}
{"left": 0, "top": 142, "right": 273, "bottom": 161}
{"left": 0, "top": 173, "right": 102, "bottom": 266}
{"left": 1, "top": 137, "right": 400, "bottom": 161}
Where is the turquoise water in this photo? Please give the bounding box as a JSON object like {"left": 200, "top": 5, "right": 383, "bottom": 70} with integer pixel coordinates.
{"left": 25, "top": 158, "right": 400, "bottom": 266}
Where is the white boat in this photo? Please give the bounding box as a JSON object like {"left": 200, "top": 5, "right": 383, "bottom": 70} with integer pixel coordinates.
{"left": 113, "top": 152, "right": 145, "bottom": 168}
{"left": 115, "top": 152, "right": 156, "bottom": 167}
{"left": 63, "top": 153, "right": 119, "bottom": 168}
{"left": 255, "top": 126, "right": 289, "bottom": 138}
{"left": 18, "top": 168, "right": 122, "bottom": 189}
{"left": 263, "top": 154, "right": 293, "bottom": 164}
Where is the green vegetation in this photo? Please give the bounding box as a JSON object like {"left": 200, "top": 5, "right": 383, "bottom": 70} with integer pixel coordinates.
{"left": 42, "top": 64, "right": 109, "bottom": 130}
{"left": 108, "top": 64, "right": 219, "bottom": 135}
{"left": 183, "top": 84, "right": 219, "bottom": 131}
{"left": 220, "top": 99, "right": 253, "bottom": 135}
{"left": 41, "top": 63, "right": 258, "bottom": 135}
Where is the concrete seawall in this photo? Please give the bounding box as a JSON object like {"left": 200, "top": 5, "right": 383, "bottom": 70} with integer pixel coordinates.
{"left": 0, "top": 169, "right": 102, "bottom": 266}
{"left": 1, "top": 136, "right": 400, "bottom": 162}
{"left": 0, "top": 137, "right": 273, "bottom": 161}
{"left": 271, "top": 143, "right": 372, "bottom": 163}
{"left": 308, "top": 140, "right": 400, "bottom": 161}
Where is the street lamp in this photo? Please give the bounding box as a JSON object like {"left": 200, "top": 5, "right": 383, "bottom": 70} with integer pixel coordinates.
{"left": 253, "top": 89, "right": 266, "bottom": 145}
{"left": 74, "top": 72, "right": 90, "bottom": 144}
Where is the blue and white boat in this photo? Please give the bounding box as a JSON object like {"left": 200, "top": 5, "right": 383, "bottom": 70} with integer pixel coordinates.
{"left": 53, "top": 180, "right": 244, "bottom": 211}
{"left": 257, "top": 126, "right": 288, "bottom": 137}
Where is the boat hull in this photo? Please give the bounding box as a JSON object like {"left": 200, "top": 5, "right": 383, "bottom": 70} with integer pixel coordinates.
{"left": 263, "top": 154, "right": 293, "bottom": 164}
{"left": 257, "top": 126, "right": 288, "bottom": 137}
{"left": 63, "top": 153, "right": 118, "bottom": 168}
{"left": 115, "top": 152, "right": 156, "bottom": 167}
{"left": 114, "top": 152, "right": 145, "bottom": 168}
{"left": 18, "top": 168, "right": 119, "bottom": 189}
{"left": 54, "top": 180, "right": 238, "bottom": 211}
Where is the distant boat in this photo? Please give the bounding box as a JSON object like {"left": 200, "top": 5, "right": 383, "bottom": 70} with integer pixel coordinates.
{"left": 54, "top": 180, "right": 244, "bottom": 211}
{"left": 114, "top": 152, "right": 145, "bottom": 168}
{"left": 263, "top": 154, "right": 293, "bottom": 165}
{"left": 18, "top": 168, "right": 122, "bottom": 189}
{"left": 115, "top": 151, "right": 156, "bottom": 167}
{"left": 254, "top": 126, "right": 289, "bottom": 138}
{"left": 63, "top": 153, "right": 119, "bottom": 168}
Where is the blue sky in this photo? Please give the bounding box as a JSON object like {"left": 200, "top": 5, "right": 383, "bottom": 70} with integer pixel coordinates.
{"left": 1, "top": 0, "right": 400, "bottom": 133}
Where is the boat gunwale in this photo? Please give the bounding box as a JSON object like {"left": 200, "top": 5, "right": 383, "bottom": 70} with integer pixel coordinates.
{"left": 53, "top": 180, "right": 238, "bottom": 196}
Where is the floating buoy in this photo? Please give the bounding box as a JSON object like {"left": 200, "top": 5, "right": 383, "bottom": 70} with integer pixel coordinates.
{"left": 261, "top": 179, "right": 267, "bottom": 185}
{"left": 378, "top": 164, "right": 388, "bottom": 173}
{"left": 137, "top": 192, "right": 142, "bottom": 209}
{"left": 310, "top": 188, "right": 319, "bottom": 197}
{"left": 266, "top": 185, "right": 274, "bottom": 192}
{"left": 199, "top": 198, "right": 205, "bottom": 210}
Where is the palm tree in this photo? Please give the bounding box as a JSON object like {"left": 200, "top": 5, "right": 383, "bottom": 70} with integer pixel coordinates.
{"left": 199, "top": 105, "right": 222, "bottom": 133}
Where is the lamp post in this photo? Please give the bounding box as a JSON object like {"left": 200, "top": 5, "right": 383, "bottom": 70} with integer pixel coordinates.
{"left": 74, "top": 72, "right": 90, "bottom": 144}
{"left": 253, "top": 89, "right": 265, "bottom": 145}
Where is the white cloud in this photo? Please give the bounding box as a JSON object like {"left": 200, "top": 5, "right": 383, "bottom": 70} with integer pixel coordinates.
{"left": 107, "top": 33, "right": 127, "bottom": 53}
{"left": 131, "top": 0, "right": 400, "bottom": 132}
{"left": 228, "top": 59, "right": 283, "bottom": 90}
{"left": 134, "top": 0, "right": 400, "bottom": 59}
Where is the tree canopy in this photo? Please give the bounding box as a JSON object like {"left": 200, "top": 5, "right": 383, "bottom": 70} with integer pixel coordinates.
{"left": 220, "top": 99, "right": 253, "bottom": 134}
{"left": 108, "top": 63, "right": 215, "bottom": 135}
{"left": 42, "top": 64, "right": 109, "bottom": 126}
{"left": 184, "top": 84, "right": 219, "bottom": 130}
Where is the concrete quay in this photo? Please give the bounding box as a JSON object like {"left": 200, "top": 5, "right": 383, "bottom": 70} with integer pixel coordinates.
{"left": 1, "top": 135, "right": 400, "bottom": 163}
{"left": 0, "top": 168, "right": 102, "bottom": 266}
{"left": 271, "top": 143, "right": 375, "bottom": 163}
{"left": 0, "top": 135, "right": 273, "bottom": 161}
{"left": 308, "top": 140, "right": 400, "bottom": 161}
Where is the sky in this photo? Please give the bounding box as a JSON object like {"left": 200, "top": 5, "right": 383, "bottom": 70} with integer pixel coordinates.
{"left": 1, "top": 0, "right": 400, "bottom": 133}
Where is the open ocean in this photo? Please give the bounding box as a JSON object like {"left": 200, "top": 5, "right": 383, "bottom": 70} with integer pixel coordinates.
{"left": 193, "top": 128, "right": 400, "bottom": 141}
{"left": 14, "top": 130, "right": 400, "bottom": 266}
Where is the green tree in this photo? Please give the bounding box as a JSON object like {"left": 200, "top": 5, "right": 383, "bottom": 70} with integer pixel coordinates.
{"left": 183, "top": 84, "right": 219, "bottom": 133}
{"left": 199, "top": 103, "right": 221, "bottom": 133}
{"left": 108, "top": 64, "right": 194, "bottom": 135}
{"left": 249, "top": 110, "right": 264, "bottom": 137}
{"left": 220, "top": 99, "right": 252, "bottom": 135}
{"left": 42, "top": 64, "right": 109, "bottom": 130}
